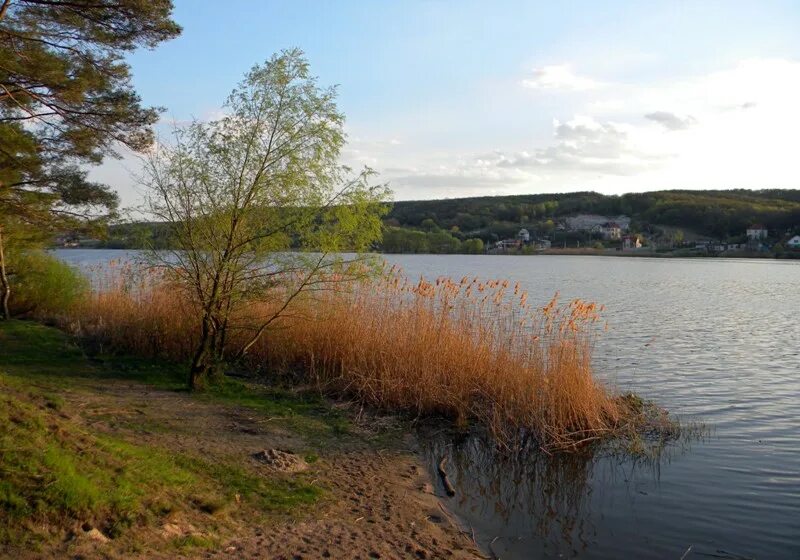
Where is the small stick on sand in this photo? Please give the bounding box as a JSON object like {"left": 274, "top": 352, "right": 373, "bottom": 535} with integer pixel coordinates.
{"left": 438, "top": 456, "right": 456, "bottom": 496}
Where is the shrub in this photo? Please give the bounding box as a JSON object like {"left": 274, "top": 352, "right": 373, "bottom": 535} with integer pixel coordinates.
{"left": 7, "top": 251, "right": 88, "bottom": 318}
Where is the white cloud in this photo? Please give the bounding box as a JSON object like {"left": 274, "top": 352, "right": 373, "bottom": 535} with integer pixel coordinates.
{"left": 644, "top": 111, "right": 697, "bottom": 130}
{"left": 92, "top": 58, "right": 800, "bottom": 205}
{"left": 492, "top": 115, "right": 667, "bottom": 176}
{"left": 521, "top": 64, "right": 600, "bottom": 91}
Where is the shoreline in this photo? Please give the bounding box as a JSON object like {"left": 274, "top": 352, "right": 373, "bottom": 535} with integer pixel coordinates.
{"left": 53, "top": 245, "right": 800, "bottom": 260}
{"left": 0, "top": 320, "right": 484, "bottom": 559}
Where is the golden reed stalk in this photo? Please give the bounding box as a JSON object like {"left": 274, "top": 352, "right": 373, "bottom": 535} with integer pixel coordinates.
{"left": 63, "top": 262, "right": 625, "bottom": 449}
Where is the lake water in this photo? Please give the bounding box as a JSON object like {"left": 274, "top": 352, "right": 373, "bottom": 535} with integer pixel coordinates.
{"left": 55, "top": 250, "right": 800, "bottom": 559}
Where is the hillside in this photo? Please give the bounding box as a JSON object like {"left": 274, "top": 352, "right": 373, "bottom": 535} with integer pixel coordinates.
{"left": 387, "top": 189, "right": 800, "bottom": 240}
{"left": 83, "top": 189, "right": 800, "bottom": 252}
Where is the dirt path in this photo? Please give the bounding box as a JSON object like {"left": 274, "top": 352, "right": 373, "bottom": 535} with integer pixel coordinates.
{"left": 61, "top": 378, "right": 484, "bottom": 560}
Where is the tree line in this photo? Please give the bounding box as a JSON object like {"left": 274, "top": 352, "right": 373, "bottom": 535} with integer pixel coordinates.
{"left": 387, "top": 189, "right": 800, "bottom": 243}
{"left": 97, "top": 188, "right": 800, "bottom": 253}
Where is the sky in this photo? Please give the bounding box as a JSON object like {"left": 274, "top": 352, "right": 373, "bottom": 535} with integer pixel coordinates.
{"left": 93, "top": 0, "right": 800, "bottom": 209}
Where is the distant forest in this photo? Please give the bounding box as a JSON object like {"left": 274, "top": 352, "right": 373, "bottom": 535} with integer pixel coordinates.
{"left": 97, "top": 189, "right": 800, "bottom": 252}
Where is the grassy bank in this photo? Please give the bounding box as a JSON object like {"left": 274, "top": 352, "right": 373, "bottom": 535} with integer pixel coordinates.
{"left": 0, "top": 320, "right": 327, "bottom": 557}
{"left": 61, "top": 262, "right": 657, "bottom": 449}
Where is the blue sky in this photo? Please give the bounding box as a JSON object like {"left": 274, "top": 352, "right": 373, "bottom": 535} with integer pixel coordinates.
{"left": 95, "top": 0, "right": 800, "bottom": 208}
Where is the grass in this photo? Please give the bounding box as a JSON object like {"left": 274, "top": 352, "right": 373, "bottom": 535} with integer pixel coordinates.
{"left": 65, "top": 262, "right": 637, "bottom": 449}
{"left": 0, "top": 320, "right": 323, "bottom": 554}
{"left": 1, "top": 318, "right": 351, "bottom": 442}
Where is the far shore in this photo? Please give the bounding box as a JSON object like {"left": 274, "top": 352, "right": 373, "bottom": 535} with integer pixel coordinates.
{"left": 52, "top": 245, "right": 800, "bottom": 260}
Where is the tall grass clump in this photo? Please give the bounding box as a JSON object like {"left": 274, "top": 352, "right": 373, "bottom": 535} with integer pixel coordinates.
{"left": 67, "top": 262, "right": 630, "bottom": 449}
{"left": 6, "top": 251, "right": 89, "bottom": 318}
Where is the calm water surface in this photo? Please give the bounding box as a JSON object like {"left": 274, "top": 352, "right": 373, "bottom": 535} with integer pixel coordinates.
{"left": 56, "top": 250, "right": 800, "bottom": 559}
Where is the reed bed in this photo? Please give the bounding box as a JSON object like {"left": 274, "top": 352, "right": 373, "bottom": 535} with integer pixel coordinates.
{"left": 64, "top": 261, "right": 632, "bottom": 449}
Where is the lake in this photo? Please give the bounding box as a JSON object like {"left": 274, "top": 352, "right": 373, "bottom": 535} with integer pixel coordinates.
{"left": 55, "top": 250, "right": 800, "bottom": 559}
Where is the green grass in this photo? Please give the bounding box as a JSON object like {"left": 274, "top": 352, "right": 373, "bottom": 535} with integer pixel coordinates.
{"left": 0, "top": 319, "right": 351, "bottom": 441}
{"left": 0, "top": 318, "right": 88, "bottom": 376}
{"left": 0, "top": 377, "right": 194, "bottom": 546}
{"left": 170, "top": 533, "right": 217, "bottom": 552}
{"left": 201, "top": 377, "right": 351, "bottom": 443}
{"left": 0, "top": 320, "right": 323, "bottom": 552}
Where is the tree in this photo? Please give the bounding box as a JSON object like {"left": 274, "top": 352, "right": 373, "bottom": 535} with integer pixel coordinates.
{"left": 143, "top": 50, "right": 390, "bottom": 389}
{"left": 0, "top": 0, "right": 181, "bottom": 318}
{"left": 462, "top": 238, "right": 484, "bottom": 254}
{"left": 420, "top": 218, "right": 438, "bottom": 231}
{"left": 427, "top": 230, "right": 460, "bottom": 253}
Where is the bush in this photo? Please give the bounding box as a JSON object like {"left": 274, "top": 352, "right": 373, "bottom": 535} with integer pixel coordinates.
{"left": 7, "top": 251, "right": 88, "bottom": 317}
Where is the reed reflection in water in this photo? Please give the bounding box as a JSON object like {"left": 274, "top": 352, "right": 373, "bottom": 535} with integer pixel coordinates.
{"left": 419, "top": 428, "right": 704, "bottom": 559}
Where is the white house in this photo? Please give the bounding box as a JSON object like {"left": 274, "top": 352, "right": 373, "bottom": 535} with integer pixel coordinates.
{"left": 517, "top": 228, "right": 531, "bottom": 243}
{"left": 787, "top": 235, "right": 800, "bottom": 249}
{"left": 746, "top": 224, "right": 768, "bottom": 240}
{"left": 496, "top": 239, "right": 521, "bottom": 250}
{"left": 599, "top": 222, "right": 622, "bottom": 240}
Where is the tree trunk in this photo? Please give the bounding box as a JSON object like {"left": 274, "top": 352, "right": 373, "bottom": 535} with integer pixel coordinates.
{"left": 0, "top": 226, "right": 11, "bottom": 320}
{"left": 188, "top": 314, "right": 214, "bottom": 390}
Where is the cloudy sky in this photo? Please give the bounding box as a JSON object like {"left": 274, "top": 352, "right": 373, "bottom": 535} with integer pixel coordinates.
{"left": 96, "top": 0, "right": 800, "bottom": 209}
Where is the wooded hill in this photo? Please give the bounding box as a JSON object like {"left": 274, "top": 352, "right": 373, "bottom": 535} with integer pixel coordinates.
{"left": 386, "top": 189, "right": 800, "bottom": 240}
{"left": 92, "top": 189, "right": 800, "bottom": 251}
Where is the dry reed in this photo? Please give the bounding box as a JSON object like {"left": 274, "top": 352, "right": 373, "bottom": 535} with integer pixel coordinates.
{"left": 64, "top": 261, "right": 629, "bottom": 449}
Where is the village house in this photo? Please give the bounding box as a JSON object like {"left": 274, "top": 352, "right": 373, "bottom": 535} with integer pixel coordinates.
{"left": 787, "top": 235, "right": 800, "bottom": 249}
{"left": 622, "top": 234, "right": 642, "bottom": 250}
{"left": 517, "top": 228, "right": 531, "bottom": 243}
{"left": 495, "top": 239, "right": 521, "bottom": 251}
{"left": 746, "top": 224, "right": 768, "bottom": 240}
{"left": 599, "top": 222, "right": 622, "bottom": 240}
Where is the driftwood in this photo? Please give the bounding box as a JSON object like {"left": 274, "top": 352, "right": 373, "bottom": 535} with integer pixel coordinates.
{"left": 437, "top": 456, "right": 456, "bottom": 496}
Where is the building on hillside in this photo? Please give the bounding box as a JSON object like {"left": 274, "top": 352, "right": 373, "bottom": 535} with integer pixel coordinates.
{"left": 517, "top": 228, "right": 531, "bottom": 243}
{"left": 495, "top": 239, "right": 521, "bottom": 251}
{"left": 787, "top": 235, "right": 800, "bottom": 249}
{"left": 599, "top": 222, "right": 622, "bottom": 240}
{"left": 746, "top": 224, "right": 768, "bottom": 240}
{"left": 622, "top": 234, "right": 642, "bottom": 250}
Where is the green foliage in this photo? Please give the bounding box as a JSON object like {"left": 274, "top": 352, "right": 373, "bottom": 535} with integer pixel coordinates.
{"left": 386, "top": 189, "right": 800, "bottom": 241}
{"left": 0, "top": 0, "right": 180, "bottom": 319}
{"left": 103, "top": 188, "right": 800, "bottom": 253}
{"left": 381, "top": 226, "right": 469, "bottom": 254}
{"left": 6, "top": 251, "right": 88, "bottom": 317}
{"left": 462, "top": 238, "right": 485, "bottom": 254}
{"left": 0, "top": 0, "right": 180, "bottom": 167}
{"left": 143, "top": 49, "right": 390, "bottom": 387}
{"left": 98, "top": 222, "right": 175, "bottom": 249}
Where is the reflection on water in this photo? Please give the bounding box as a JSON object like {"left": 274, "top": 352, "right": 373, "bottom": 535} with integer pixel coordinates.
{"left": 419, "top": 428, "right": 705, "bottom": 559}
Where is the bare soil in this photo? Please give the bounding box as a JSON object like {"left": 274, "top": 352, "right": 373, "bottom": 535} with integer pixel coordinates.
{"left": 47, "top": 378, "right": 484, "bottom": 560}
